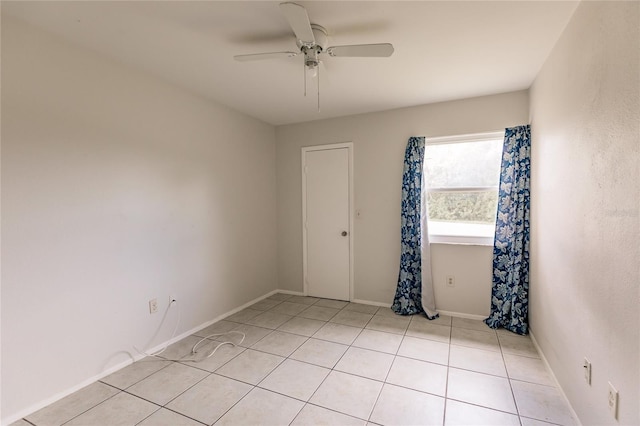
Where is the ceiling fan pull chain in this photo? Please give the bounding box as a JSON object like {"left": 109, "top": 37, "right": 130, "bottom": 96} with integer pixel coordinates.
{"left": 303, "top": 60, "right": 307, "bottom": 97}
{"left": 317, "top": 63, "right": 320, "bottom": 112}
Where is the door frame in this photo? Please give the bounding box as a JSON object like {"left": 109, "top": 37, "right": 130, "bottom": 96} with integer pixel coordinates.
{"left": 301, "top": 142, "right": 354, "bottom": 301}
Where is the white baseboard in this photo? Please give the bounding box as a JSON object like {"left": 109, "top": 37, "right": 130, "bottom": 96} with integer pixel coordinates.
{"left": 351, "top": 298, "right": 391, "bottom": 307}
{"left": 2, "top": 290, "right": 281, "bottom": 426}
{"left": 275, "top": 289, "right": 305, "bottom": 296}
{"left": 437, "top": 310, "right": 487, "bottom": 321}
{"left": 344, "top": 296, "right": 489, "bottom": 321}
{"left": 273, "top": 292, "right": 384, "bottom": 305}
{"left": 4, "top": 289, "right": 503, "bottom": 426}
{"left": 3, "top": 357, "right": 137, "bottom": 426}
{"left": 345, "top": 299, "right": 487, "bottom": 321}
{"left": 214, "top": 290, "right": 278, "bottom": 323}
{"left": 529, "top": 330, "right": 582, "bottom": 426}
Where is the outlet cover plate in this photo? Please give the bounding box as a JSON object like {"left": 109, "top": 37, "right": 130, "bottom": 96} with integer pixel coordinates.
{"left": 583, "top": 358, "right": 591, "bottom": 385}
{"left": 608, "top": 382, "right": 618, "bottom": 419}
{"left": 149, "top": 298, "right": 158, "bottom": 314}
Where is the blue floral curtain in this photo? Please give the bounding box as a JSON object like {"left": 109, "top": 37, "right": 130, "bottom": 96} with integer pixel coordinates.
{"left": 392, "top": 137, "right": 438, "bottom": 319}
{"left": 485, "top": 125, "right": 531, "bottom": 335}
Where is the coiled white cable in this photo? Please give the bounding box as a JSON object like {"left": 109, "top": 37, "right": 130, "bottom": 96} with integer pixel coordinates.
{"left": 183, "top": 331, "right": 246, "bottom": 362}
{"left": 134, "top": 299, "right": 181, "bottom": 358}
{"left": 134, "top": 299, "right": 245, "bottom": 363}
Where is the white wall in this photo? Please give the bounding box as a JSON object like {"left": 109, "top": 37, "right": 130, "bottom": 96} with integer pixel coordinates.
{"left": 1, "top": 17, "right": 277, "bottom": 422}
{"left": 529, "top": 2, "right": 639, "bottom": 425}
{"left": 276, "top": 91, "right": 529, "bottom": 314}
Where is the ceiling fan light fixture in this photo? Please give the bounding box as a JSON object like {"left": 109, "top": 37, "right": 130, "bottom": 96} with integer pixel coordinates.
{"left": 301, "top": 43, "right": 322, "bottom": 79}
{"left": 308, "top": 64, "right": 318, "bottom": 78}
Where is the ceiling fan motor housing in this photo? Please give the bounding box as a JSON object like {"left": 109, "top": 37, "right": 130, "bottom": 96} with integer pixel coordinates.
{"left": 310, "top": 24, "right": 328, "bottom": 50}
{"left": 298, "top": 24, "right": 328, "bottom": 69}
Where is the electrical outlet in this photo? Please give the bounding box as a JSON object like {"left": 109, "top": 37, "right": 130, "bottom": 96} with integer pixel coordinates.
{"left": 583, "top": 358, "right": 591, "bottom": 385}
{"left": 608, "top": 382, "right": 618, "bottom": 419}
{"left": 149, "top": 298, "right": 158, "bottom": 314}
{"left": 446, "top": 275, "right": 455, "bottom": 287}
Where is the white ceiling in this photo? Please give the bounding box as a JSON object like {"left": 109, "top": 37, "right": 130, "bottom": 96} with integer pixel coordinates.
{"left": 3, "top": 1, "right": 579, "bottom": 126}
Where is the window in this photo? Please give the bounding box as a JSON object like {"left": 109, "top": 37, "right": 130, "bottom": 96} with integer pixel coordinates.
{"left": 424, "top": 132, "right": 503, "bottom": 245}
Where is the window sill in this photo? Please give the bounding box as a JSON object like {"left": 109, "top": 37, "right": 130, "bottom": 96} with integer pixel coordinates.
{"left": 428, "top": 234, "right": 494, "bottom": 246}
{"left": 427, "top": 221, "right": 494, "bottom": 246}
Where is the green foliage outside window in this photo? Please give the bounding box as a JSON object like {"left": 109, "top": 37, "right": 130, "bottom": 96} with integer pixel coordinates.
{"left": 427, "top": 191, "right": 498, "bottom": 224}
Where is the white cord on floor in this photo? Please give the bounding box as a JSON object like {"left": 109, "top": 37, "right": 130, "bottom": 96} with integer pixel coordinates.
{"left": 134, "top": 299, "right": 246, "bottom": 363}
{"left": 185, "top": 331, "right": 246, "bottom": 361}
{"left": 134, "top": 299, "right": 181, "bottom": 358}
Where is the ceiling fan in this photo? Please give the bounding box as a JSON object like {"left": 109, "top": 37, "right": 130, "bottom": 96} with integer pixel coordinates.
{"left": 234, "top": 2, "right": 394, "bottom": 110}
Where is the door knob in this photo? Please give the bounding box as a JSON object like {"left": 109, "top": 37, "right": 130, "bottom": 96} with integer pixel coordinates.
{"left": 341, "top": 231, "right": 348, "bottom": 236}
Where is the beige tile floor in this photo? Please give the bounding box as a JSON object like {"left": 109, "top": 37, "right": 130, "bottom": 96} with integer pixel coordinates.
{"left": 15, "top": 294, "right": 577, "bottom": 426}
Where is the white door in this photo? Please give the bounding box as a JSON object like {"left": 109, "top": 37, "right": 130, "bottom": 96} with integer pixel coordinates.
{"left": 302, "top": 145, "right": 352, "bottom": 301}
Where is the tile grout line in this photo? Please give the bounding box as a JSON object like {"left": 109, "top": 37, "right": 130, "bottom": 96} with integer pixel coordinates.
{"left": 134, "top": 405, "right": 205, "bottom": 426}
{"left": 303, "top": 310, "right": 367, "bottom": 404}
{"left": 215, "top": 306, "right": 316, "bottom": 422}
{"left": 219, "top": 296, "right": 327, "bottom": 425}
{"left": 242, "top": 305, "right": 548, "bottom": 424}
{"left": 280, "top": 296, "right": 334, "bottom": 426}
{"left": 59, "top": 384, "right": 140, "bottom": 426}
{"left": 497, "top": 330, "right": 524, "bottom": 426}
{"left": 36, "top": 295, "right": 560, "bottom": 426}
{"left": 334, "top": 306, "right": 379, "bottom": 423}
{"left": 366, "top": 312, "right": 410, "bottom": 424}
{"left": 207, "top": 382, "right": 258, "bottom": 425}
{"left": 99, "top": 357, "right": 174, "bottom": 390}
{"left": 294, "top": 300, "right": 383, "bottom": 423}
{"left": 445, "top": 397, "right": 529, "bottom": 416}
{"left": 442, "top": 315, "right": 454, "bottom": 426}
{"left": 130, "top": 332, "right": 278, "bottom": 424}
{"left": 207, "top": 303, "right": 538, "bottom": 423}
{"left": 93, "top": 351, "right": 223, "bottom": 425}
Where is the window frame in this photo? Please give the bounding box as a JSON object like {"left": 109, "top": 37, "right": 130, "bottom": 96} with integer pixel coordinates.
{"left": 424, "top": 131, "right": 504, "bottom": 246}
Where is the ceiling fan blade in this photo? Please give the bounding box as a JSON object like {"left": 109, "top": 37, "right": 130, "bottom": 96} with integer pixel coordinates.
{"left": 279, "top": 2, "right": 315, "bottom": 45}
{"left": 327, "top": 43, "right": 394, "bottom": 58}
{"left": 228, "top": 30, "right": 297, "bottom": 45}
{"left": 234, "top": 51, "right": 298, "bottom": 62}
